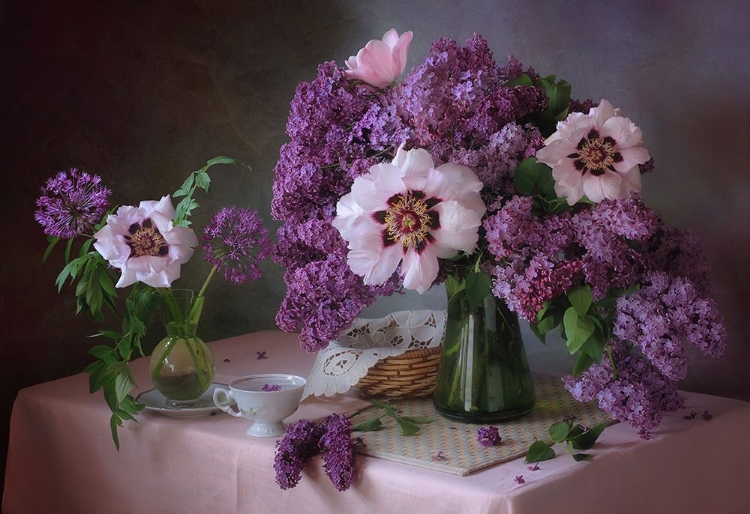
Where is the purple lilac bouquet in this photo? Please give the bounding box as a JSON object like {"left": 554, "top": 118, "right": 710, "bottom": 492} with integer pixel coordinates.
{"left": 271, "top": 29, "right": 726, "bottom": 437}
{"left": 35, "top": 158, "right": 271, "bottom": 445}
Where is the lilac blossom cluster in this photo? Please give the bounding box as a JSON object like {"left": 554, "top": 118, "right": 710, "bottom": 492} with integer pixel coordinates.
{"left": 272, "top": 35, "right": 549, "bottom": 352}
{"left": 563, "top": 340, "right": 684, "bottom": 438}
{"left": 477, "top": 426, "right": 502, "bottom": 447}
{"left": 35, "top": 168, "right": 111, "bottom": 239}
{"left": 201, "top": 206, "right": 272, "bottom": 285}
{"left": 483, "top": 193, "right": 725, "bottom": 433}
{"left": 274, "top": 414, "right": 356, "bottom": 491}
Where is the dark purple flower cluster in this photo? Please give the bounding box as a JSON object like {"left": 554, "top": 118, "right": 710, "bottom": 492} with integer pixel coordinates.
{"left": 35, "top": 168, "right": 111, "bottom": 238}
{"left": 563, "top": 340, "right": 684, "bottom": 438}
{"left": 318, "top": 413, "right": 357, "bottom": 491}
{"left": 273, "top": 419, "right": 324, "bottom": 490}
{"left": 476, "top": 426, "right": 502, "bottom": 447}
{"left": 201, "top": 206, "right": 272, "bottom": 284}
{"left": 274, "top": 413, "right": 356, "bottom": 491}
{"left": 484, "top": 196, "right": 582, "bottom": 321}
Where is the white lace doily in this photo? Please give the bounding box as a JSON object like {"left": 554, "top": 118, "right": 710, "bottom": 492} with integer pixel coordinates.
{"left": 303, "top": 310, "right": 447, "bottom": 399}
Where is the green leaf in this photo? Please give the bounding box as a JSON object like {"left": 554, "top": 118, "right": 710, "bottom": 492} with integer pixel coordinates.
{"left": 55, "top": 256, "right": 86, "bottom": 292}
{"left": 174, "top": 174, "right": 195, "bottom": 198}
{"left": 535, "top": 307, "right": 561, "bottom": 336}
{"left": 528, "top": 322, "right": 545, "bottom": 344}
{"left": 352, "top": 416, "right": 383, "bottom": 432}
{"left": 580, "top": 316, "right": 606, "bottom": 363}
{"left": 569, "top": 423, "right": 607, "bottom": 450}
{"left": 64, "top": 237, "right": 74, "bottom": 264}
{"left": 563, "top": 307, "right": 595, "bottom": 354}
{"left": 42, "top": 236, "right": 61, "bottom": 263}
{"left": 393, "top": 416, "right": 421, "bottom": 436}
{"left": 571, "top": 452, "right": 592, "bottom": 462}
{"left": 567, "top": 285, "right": 593, "bottom": 317}
{"left": 513, "top": 157, "right": 555, "bottom": 197}
{"left": 539, "top": 75, "right": 572, "bottom": 117}
{"left": 116, "top": 408, "right": 137, "bottom": 423}
{"left": 120, "top": 395, "right": 146, "bottom": 414}
{"left": 194, "top": 172, "right": 211, "bottom": 191}
{"left": 504, "top": 74, "right": 534, "bottom": 87}
{"left": 89, "top": 344, "right": 116, "bottom": 360}
{"left": 114, "top": 372, "right": 135, "bottom": 403}
{"left": 465, "top": 270, "right": 492, "bottom": 311}
{"left": 572, "top": 351, "right": 595, "bottom": 375}
{"left": 110, "top": 414, "right": 121, "bottom": 451}
{"left": 205, "top": 156, "right": 240, "bottom": 167}
{"left": 525, "top": 440, "right": 556, "bottom": 463}
{"left": 549, "top": 421, "right": 571, "bottom": 443}
{"left": 97, "top": 270, "right": 117, "bottom": 297}
{"left": 400, "top": 415, "right": 432, "bottom": 424}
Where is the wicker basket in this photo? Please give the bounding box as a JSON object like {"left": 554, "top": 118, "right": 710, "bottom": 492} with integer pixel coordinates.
{"left": 356, "top": 345, "right": 442, "bottom": 398}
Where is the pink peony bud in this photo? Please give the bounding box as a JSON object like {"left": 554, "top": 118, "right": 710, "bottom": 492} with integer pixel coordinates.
{"left": 344, "top": 28, "right": 413, "bottom": 88}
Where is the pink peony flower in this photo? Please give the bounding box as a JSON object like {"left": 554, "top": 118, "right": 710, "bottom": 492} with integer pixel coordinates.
{"left": 344, "top": 28, "right": 413, "bottom": 88}
{"left": 332, "top": 146, "right": 486, "bottom": 294}
{"left": 93, "top": 195, "right": 198, "bottom": 288}
{"left": 535, "top": 99, "right": 650, "bottom": 205}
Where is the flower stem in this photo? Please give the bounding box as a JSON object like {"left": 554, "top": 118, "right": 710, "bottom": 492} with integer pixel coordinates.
{"left": 197, "top": 265, "right": 218, "bottom": 298}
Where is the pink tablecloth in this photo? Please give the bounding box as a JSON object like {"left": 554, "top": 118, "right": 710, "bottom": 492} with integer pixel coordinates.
{"left": 4, "top": 330, "right": 750, "bottom": 514}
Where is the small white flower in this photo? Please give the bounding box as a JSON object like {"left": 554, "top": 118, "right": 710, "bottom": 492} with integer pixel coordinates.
{"left": 535, "top": 99, "right": 650, "bottom": 205}
{"left": 93, "top": 195, "right": 198, "bottom": 288}
{"left": 332, "top": 146, "right": 486, "bottom": 294}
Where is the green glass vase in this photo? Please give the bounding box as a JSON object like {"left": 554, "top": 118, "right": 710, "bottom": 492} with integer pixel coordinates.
{"left": 433, "top": 271, "right": 535, "bottom": 422}
{"left": 149, "top": 289, "right": 215, "bottom": 406}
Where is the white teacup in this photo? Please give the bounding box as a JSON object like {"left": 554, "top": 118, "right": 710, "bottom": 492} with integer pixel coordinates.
{"left": 212, "top": 374, "right": 306, "bottom": 437}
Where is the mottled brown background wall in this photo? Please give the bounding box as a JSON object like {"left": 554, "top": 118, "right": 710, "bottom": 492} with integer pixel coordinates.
{"left": 2, "top": 0, "right": 749, "bottom": 493}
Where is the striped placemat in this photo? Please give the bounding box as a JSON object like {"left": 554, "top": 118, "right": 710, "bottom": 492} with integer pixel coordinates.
{"left": 350, "top": 374, "right": 612, "bottom": 476}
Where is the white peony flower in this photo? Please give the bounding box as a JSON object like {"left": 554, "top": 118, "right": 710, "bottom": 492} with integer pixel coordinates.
{"left": 332, "top": 146, "right": 486, "bottom": 294}
{"left": 93, "top": 195, "right": 198, "bottom": 288}
{"left": 535, "top": 99, "right": 651, "bottom": 205}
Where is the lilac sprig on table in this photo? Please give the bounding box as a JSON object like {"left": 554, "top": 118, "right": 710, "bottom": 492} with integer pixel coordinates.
{"left": 351, "top": 399, "right": 432, "bottom": 436}
{"left": 477, "top": 426, "right": 502, "bottom": 448}
{"left": 526, "top": 420, "right": 608, "bottom": 463}
{"left": 274, "top": 414, "right": 357, "bottom": 491}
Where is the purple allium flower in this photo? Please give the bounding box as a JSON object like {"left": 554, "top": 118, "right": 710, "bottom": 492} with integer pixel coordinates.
{"left": 274, "top": 419, "right": 325, "bottom": 490}
{"left": 202, "top": 206, "right": 272, "bottom": 285}
{"left": 514, "top": 475, "right": 526, "bottom": 484}
{"left": 35, "top": 168, "right": 111, "bottom": 238}
{"left": 431, "top": 451, "right": 446, "bottom": 461}
{"left": 702, "top": 410, "right": 713, "bottom": 421}
{"left": 261, "top": 384, "right": 282, "bottom": 392}
{"left": 256, "top": 351, "right": 267, "bottom": 360}
{"left": 319, "top": 413, "right": 356, "bottom": 491}
{"left": 684, "top": 411, "right": 697, "bottom": 420}
{"left": 477, "top": 426, "right": 502, "bottom": 447}
{"left": 527, "top": 463, "right": 540, "bottom": 471}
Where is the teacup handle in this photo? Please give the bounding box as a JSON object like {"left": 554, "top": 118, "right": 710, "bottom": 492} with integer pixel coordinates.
{"left": 213, "top": 387, "right": 243, "bottom": 418}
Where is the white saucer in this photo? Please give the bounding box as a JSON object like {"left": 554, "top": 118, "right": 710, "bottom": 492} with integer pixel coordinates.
{"left": 136, "top": 383, "right": 226, "bottom": 418}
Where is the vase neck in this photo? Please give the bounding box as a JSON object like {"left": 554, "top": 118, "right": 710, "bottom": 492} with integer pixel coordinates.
{"left": 160, "top": 289, "right": 204, "bottom": 337}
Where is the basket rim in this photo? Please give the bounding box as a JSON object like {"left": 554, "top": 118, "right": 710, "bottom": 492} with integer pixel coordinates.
{"left": 382, "top": 345, "right": 442, "bottom": 361}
